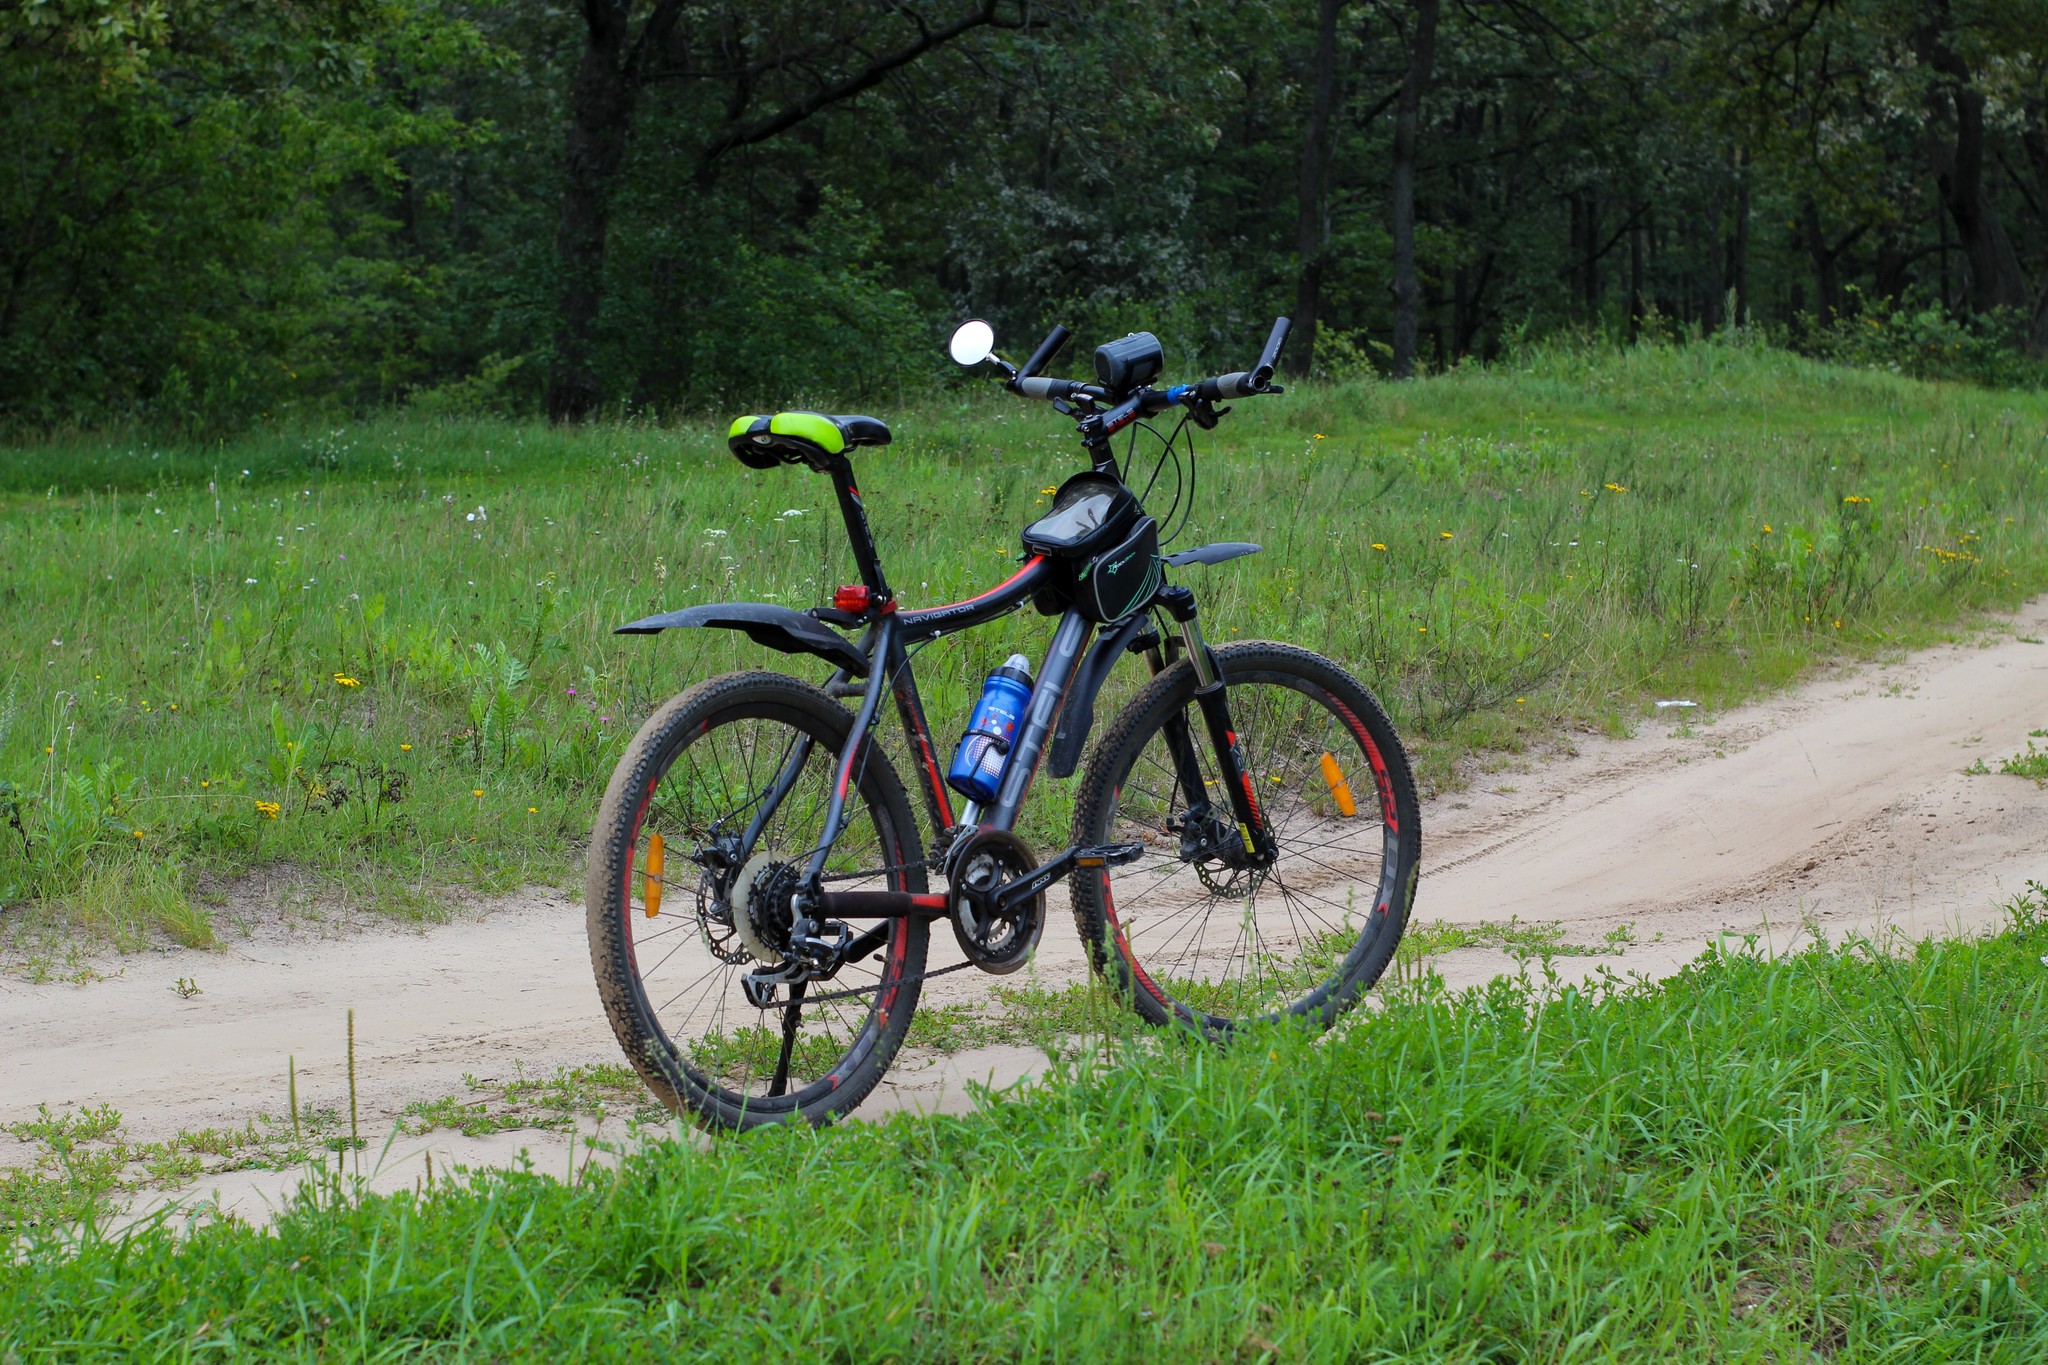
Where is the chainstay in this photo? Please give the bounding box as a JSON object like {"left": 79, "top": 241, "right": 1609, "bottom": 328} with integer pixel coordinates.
{"left": 770, "top": 959, "right": 976, "bottom": 1008}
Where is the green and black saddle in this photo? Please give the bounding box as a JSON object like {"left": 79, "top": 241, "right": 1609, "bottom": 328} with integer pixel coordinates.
{"left": 726, "top": 411, "right": 891, "bottom": 471}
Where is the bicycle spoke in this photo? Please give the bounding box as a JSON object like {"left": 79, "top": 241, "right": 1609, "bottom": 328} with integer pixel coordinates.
{"left": 1085, "top": 662, "right": 1409, "bottom": 1027}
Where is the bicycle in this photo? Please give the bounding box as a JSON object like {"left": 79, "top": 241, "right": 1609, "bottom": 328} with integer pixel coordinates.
{"left": 586, "top": 315, "right": 1422, "bottom": 1130}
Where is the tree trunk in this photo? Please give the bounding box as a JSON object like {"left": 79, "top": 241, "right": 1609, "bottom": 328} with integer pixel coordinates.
{"left": 1289, "top": 0, "right": 1345, "bottom": 379}
{"left": 1453, "top": 251, "right": 1494, "bottom": 359}
{"left": 548, "top": 1, "right": 638, "bottom": 423}
{"left": 1702, "top": 180, "right": 1725, "bottom": 331}
{"left": 1627, "top": 203, "right": 1645, "bottom": 343}
{"left": 1388, "top": 0, "right": 1440, "bottom": 379}
{"left": 1801, "top": 200, "right": 1839, "bottom": 324}
{"left": 1582, "top": 189, "right": 1602, "bottom": 318}
{"left": 1916, "top": 12, "right": 2028, "bottom": 316}
{"left": 1730, "top": 149, "right": 1750, "bottom": 325}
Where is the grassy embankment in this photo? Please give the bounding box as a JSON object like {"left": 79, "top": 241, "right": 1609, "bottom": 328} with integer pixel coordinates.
{"left": 4, "top": 889, "right": 2047, "bottom": 1358}
{"left": 3, "top": 338, "right": 2047, "bottom": 965}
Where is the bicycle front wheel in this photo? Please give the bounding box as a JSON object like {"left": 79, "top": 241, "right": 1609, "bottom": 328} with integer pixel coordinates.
{"left": 1069, "top": 640, "right": 1420, "bottom": 1035}
{"left": 586, "top": 670, "right": 929, "bottom": 1130}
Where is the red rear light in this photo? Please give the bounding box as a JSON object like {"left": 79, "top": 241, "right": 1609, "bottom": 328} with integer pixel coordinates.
{"left": 833, "top": 584, "right": 872, "bottom": 613}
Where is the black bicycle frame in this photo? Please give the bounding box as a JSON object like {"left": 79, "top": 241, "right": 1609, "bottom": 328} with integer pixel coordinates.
{"left": 745, "top": 449, "right": 1271, "bottom": 921}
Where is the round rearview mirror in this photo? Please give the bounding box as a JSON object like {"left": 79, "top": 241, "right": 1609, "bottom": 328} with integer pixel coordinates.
{"left": 948, "top": 318, "right": 995, "bottom": 366}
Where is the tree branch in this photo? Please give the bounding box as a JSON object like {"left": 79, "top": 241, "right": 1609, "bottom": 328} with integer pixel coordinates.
{"left": 694, "top": 1, "right": 1002, "bottom": 182}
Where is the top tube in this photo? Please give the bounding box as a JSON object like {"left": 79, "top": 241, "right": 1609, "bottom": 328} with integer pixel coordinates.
{"left": 895, "top": 555, "right": 1054, "bottom": 643}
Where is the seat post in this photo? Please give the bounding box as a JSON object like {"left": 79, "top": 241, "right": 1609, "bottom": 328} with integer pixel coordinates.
{"left": 824, "top": 456, "right": 893, "bottom": 603}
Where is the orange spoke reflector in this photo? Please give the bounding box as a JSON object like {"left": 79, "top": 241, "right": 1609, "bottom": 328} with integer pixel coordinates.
{"left": 1318, "top": 752, "right": 1357, "bottom": 817}
{"left": 643, "top": 832, "right": 665, "bottom": 918}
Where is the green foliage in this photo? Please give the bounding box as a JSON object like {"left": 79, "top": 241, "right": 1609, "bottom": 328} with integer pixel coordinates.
{"left": 1999, "top": 741, "right": 2048, "bottom": 786}
{"left": 0, "top": 0, "right": 492, "bottom": 429}
{"left": 8, "top": 894, "right": 2048, "bottom": 1356}
{"left": 1809, "top": 292, "right": 2048, "bottom": 389}
{"left": 8, "top": 1, "right": 2048, "bottom": 430}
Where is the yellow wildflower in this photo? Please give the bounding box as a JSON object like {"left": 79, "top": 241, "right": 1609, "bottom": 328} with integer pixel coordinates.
{"left": 334, "top": 673, "right": 361, "bottom": 687}
{"left": 472, "top": 788, "right": 485, "bottom": 798}
{"left": 1842, "top": 495, "right": 1870, "bottom": 506}
{"left": 255, "top": 800, "right": 281, "bottom": 819}
{"left": 1439, "top": 531, "right": 1453, "bottom": 540}
{"left": 1370, "top": 543, "right": 1387, "bottom": 552}
{"left": 1605, "top": 483, "right": 1628, "bottom": 493}
{"left": 528, "top": 806, "right": 538, "bottom": 814}
{"left": 1040, "top": 486, "right": 1058, "bottom": 495}
{"left": 1313, "top": 433, "right": 1326, "bottom": 440}
{"left": 132, "top": 829, "right": 144, "bottom": 839}
{"left": 1762, "top": 525, "right": 1773, "bottom": 534}
{"left": 400, "top": 743, "right": 413, "bottom": 751}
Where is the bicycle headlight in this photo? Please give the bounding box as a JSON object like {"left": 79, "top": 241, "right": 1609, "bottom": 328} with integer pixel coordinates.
{"left": 1093, "top": 331, "right": 1164, "bottom": 393}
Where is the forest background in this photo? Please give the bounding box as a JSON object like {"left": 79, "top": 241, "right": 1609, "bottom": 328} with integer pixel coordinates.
{"left": 7, "top": 0, "right": 2048, "bottom": 434}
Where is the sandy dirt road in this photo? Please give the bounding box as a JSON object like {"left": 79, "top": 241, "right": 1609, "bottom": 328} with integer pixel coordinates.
{"left": 5, "top": 598, "right": 2047, "bottom": 1218}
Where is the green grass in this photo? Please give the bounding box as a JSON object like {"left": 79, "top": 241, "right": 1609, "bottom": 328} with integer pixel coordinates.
{"left": 5, "top": 884, "right": 2046, "bottom": 1358}
{"left": 1999, "top": 741, "right": 2048, "bottom": 786}
{"left": 4, "top": 336, "right": 2048, "bottom": 953}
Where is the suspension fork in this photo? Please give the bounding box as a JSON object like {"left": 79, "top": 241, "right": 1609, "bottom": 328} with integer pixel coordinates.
{"left": 1155, "top": 586, "right": 1278, "bottom": 865}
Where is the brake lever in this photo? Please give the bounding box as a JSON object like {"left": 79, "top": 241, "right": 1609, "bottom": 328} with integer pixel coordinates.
{"left": 1189, "top": 400, "right": 1227, "bottom": 430}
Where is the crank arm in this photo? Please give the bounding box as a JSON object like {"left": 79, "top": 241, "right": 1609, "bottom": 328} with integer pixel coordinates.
{"left": 992, "top": 842, "right": 1144, "bottom": 917}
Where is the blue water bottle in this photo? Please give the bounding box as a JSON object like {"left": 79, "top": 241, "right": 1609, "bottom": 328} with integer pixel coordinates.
{"left": 947, "top": 654, "right": 1033, "bottom": 803}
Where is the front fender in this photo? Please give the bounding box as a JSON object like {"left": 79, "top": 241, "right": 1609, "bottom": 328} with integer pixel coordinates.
{"left": 615, "top": 602, "right": 869, "bottom": 677}
{"left": 1047, "top": 611, "right": 1154, "bottom": 779}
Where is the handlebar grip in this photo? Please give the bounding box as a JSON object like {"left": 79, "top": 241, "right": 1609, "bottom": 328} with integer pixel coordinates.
{"left": 1198, "top": 372, "right": 1259, "bottom": 401}
{"left": 1250, "top": 316, "right": 1291, "bottom": 387}
{"left": 1018, "top": 324, "right": 1072, "bottom": 381}
{"left": 1014, "top": 376, "right": 1062, "bottom": 398}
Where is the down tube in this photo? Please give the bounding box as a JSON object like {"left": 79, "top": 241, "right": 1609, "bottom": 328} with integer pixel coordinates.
{"left": 986, "top": 610, "right": 1093, "bottom": 830}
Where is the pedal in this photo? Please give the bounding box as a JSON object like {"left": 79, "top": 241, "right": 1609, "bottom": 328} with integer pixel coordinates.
{"left": 1073, "top": 842, "right": 1144, "bottom": 869}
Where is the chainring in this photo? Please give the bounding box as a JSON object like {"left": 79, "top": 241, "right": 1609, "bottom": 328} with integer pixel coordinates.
{"left": 946, "top": 828, "right": 1044, "bottom": 975}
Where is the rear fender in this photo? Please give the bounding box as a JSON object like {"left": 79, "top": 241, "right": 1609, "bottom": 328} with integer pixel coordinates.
{"left": 615, "top": 602, "right": 869, "bottom": 677}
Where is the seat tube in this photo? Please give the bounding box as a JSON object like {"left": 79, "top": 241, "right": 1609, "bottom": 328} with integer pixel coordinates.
{"left": 985, "top": 610, "right": 1093, "bottom": 829}
{"left": 826, "top": 456, "right": 893, "bottom": 602}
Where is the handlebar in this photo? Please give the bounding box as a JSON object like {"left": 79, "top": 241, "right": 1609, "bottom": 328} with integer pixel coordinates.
{"left": 1005, "top": 315, "right": 1291, "bottom": 424}
{"left": 1015, "top": 375, "right": 1107, "bottom": 401}
{"left": 1017, "top": 325, "right": 1071, "bottom": 381}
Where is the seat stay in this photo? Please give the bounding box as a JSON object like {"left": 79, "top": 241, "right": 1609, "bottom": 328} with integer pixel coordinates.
{"left": 802, "top": 614, "right": 902, "bottom": 893}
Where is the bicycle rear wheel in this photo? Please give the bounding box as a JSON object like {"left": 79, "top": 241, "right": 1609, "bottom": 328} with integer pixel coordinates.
{"left": 1069, "top": 640, "right": 1420, "bottom": 1035}
{"left": 586, "top": 671, "right": 928, "bottom": 1130}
